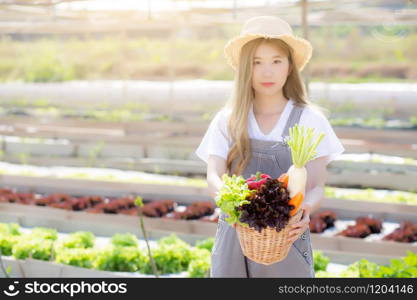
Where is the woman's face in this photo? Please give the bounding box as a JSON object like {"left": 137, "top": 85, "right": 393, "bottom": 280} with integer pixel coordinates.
{"left": 251, "top": 42, "right": 290, "bottom": 97}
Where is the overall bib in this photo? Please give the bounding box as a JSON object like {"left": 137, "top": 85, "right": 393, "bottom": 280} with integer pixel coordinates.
{"left": 210, "top": 104, "right": 315, "bottom": 278}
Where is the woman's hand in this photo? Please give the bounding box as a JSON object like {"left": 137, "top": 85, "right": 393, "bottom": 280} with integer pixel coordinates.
{"left": 286, "top": 203, "right": 312, "bottom": 243}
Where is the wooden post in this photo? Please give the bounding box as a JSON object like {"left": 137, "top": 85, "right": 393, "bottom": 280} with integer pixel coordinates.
{"left": 301, "top": 0, "right": 310, "bottom": 95}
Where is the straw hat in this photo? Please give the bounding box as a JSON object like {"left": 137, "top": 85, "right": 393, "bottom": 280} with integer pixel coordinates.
{"left": 224, "top": 16, "right": 313, "bottom": 72}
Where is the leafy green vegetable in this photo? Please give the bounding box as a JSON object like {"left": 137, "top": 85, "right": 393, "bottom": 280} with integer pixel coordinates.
{"left": 55, "top": 248, "right": 96, "bottom": 269}
{"left": 0, "top": 234, "right": 21, "bottom": 256}
{"left": 58, "top": 231, "right": 95, "bottom": 249}
{"left": 94, "top": 245, "right": 145, "bottom": 272}
{"left": 315, "top": 251, "right": 417, "bottom": 278}
{"left": 315, "top": 270, "right": 339, "bottom": 278}
{"left": 410, "top": 116, "right": 417, "bottom": 126}
{"left": 352, "top": 259, "right": 379, "bottom": 278}
{"left": 12, "top": 237, "right": 54, "bottom": 261}
{"left": 0, "top": 222, "right": 212, "bottom": 276}
{"left": 157, "top": 234, "right": 190, "bottom": 248}
{"left": 287, "top": 124, "right": 325, "bottom": 168}
{"left": 134, "top": 196, "right": 144, "bottom": 207}
{"left": 215, "top": 174, "right": 252, "bottom": 225}
{"left": 0, "top": 223, "right": 21, "bottom": 236}
{"left": 111, "top": 233, "right": 139, "bottom": 248}
{"left": 142, "top": 236, "right": 193, "bottom": 275}
{"left": 30, "top": 227, "right": 58, "bottom": 241}
{"left": 188, "top": 248, "right": 211, "bottom": 278}
{"left": 376, "top": 252, "right": 417, "bottom": 278}
{"left": 2, "top": 221, "right": 415, "bottom": 278}
{"left": 195, "top": 237, "right": 214, "bottom": 252}
{"left": 313, "top": 251, "right": 330, "bottom": 272}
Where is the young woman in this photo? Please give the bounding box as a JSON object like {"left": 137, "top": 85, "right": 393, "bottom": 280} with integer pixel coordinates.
{"left": 195, "top": 16, "right": 345, "bottom": 278}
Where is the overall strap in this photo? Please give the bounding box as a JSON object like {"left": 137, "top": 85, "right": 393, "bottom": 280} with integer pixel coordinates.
{"left": 281, "top": 104, "right": 304, "bottom": 139}
{"left": 244, "top": 256, "right": 250, "bottom": 278}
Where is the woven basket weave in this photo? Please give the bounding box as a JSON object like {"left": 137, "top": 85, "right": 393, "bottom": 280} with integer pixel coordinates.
{"left": 235, "top": 209, "right": 303, "bottom": 265}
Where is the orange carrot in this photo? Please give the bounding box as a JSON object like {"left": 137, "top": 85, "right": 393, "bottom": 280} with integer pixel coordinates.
{"left": 278, "top": 173, "right": 289, "bottom": 188}
{"left": 289, "top": 192, "right": 304, "bottom": 216}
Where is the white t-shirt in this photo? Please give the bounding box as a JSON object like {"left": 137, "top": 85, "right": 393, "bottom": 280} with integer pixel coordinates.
{"left": 195, "top": 99, "right": 345, "bottom": 166}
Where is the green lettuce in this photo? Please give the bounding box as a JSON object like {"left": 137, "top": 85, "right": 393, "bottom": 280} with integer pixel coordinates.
{"left": 214, "top": 174, "right": 252, "bottom": 225}
{"left": 313, "top": 251, "right": 330, "bottom": 272}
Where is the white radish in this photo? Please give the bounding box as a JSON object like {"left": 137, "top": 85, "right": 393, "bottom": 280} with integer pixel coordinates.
{"left": 287, "top": 165, "right": 307, "bottom": 198}
{"left": 286, "top": 124, "right": 325, "bottom": 198}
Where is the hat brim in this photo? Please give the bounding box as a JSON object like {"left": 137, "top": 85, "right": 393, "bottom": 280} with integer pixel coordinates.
{"left": 224, "top": 33, "right": 312, "bottom": 72}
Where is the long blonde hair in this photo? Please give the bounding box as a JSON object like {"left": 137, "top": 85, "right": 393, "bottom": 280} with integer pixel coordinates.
{"left": 223, "top": 37, "right": 325, "bottom": 176}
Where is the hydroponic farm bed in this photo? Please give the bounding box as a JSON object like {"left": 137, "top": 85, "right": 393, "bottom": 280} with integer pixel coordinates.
{"left": 1, "top": 191, "right": 416, "bottom": 257}
{"left": 0, "top": 224, "right": 210, "bottom": 278}
{"left": 1, "top": 222, "right": 415, "bottom": 278}
{"left": 0, "top": 116, "right": 416, "bottom": 158}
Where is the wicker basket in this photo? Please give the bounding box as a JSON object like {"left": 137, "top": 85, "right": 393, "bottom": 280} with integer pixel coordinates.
{"left": 235, "top": 209, "right": 303, "bottom": 265}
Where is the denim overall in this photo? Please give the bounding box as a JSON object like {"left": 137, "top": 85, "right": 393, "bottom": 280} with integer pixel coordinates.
{"left": 210, "top": 104, "right": 315, "bottom": 278}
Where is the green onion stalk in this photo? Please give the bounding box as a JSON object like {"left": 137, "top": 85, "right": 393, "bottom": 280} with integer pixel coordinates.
{"left": 286, "top": 124, "right": 325, "bottom": 198}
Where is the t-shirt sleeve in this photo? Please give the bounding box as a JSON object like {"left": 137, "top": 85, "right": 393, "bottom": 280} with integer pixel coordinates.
{"left": 300, "top": 108, "right": 345, "bottom": 166}
{"left": 194, "top": 109, "right": 231, "bottom": 164}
